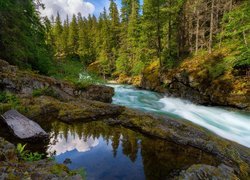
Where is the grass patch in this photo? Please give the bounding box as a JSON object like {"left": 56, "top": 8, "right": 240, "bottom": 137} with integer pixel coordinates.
{"left": 49, "top": 58, "right": 105, "bottom": 88}
{"left": 32, "top": 87, "right": 58, "bottom": 98}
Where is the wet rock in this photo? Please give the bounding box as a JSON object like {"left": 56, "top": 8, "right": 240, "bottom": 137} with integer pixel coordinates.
{"left": 176, "top": 164, "right": 238, "bottom": 179}
{"left": 105, "top": 108, "right": 250, "bottom": 179}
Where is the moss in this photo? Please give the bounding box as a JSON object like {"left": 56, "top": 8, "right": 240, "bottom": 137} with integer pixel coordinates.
{"left": 0, "top": 103, "right": 12, "bottom": 114}
{"left": 32, "top": 87, "right": 58, "bottom": 98}
{"left": 50, "top": 164, "right": 69, "bottom": 175}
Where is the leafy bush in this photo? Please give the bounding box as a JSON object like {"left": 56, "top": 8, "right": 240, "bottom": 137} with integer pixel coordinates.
{"left": 16, "top": 143, "right": 44, "bottom": 162}
{"left": 208, "top": 63, "right": 226, "bottom": 79}
{"left": 131, "top": 61, "right": 145, "bottom": 75}
{"left": 234, "top": 47, "right": 250, "bottom": 68}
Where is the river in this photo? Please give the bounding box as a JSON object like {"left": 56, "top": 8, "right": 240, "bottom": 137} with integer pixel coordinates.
{"left": 109, "top": 84, "right": 250, "bottom": 148}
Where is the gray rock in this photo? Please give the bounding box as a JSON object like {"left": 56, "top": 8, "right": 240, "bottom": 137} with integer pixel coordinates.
{"left": 1, "top": 110, "right": 48, "bottom": 140}
{"left": 176, "top": 164, "right": 238, "bottom": 180}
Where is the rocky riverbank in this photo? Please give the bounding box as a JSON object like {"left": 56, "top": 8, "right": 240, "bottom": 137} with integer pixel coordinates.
{"left": 1, "top": 59, "right": 250, "bottom": 179}
{"left": 114, "top": 51, "right": 250, "bottom": 111}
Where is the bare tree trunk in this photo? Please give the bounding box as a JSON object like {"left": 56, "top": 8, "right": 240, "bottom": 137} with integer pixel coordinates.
{"left": 229, "top": 0, "right": 233, "bottom": 11}
{"left": 157, "top": 0, "right": 162, "bottom": 67}
{"left": 209, "top": 0, "right": 215, "bottom": 54}
{"left": 195, "top": 10, "right": 200, "bottom": 55}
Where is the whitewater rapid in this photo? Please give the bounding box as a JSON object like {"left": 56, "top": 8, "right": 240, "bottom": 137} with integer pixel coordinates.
{"left": 108, "top": 84, "right": 250, "bottom": 148}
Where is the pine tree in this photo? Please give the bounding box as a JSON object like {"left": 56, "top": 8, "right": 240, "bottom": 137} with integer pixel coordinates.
{"left": 61, "top": 15, "right": 69, "bottom": 55}
{"left": 109, "top": 0, "right": 120, "bottom": 49}
{"left": 68, "top": 14, "right": 79, "bottom": 57}
{"left": 54, "top": 12, "right": 63, "bottom": 55}
{"left": 78, "top": 14, "right": 96, "bottom": 64}
{"left": 117, "top": 0, "right": 141, "bottom": 75}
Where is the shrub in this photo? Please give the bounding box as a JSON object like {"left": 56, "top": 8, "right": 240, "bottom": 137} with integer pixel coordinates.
{"left": 0, "top": 91, "right": 20, "bottom": 108}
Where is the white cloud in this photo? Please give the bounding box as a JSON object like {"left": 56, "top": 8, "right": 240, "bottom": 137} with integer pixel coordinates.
{"left": 47, "top": 131, "right": 99, "bottom": 155}
{"left": 39, "top": 0, "right": 95, "bottom": 21}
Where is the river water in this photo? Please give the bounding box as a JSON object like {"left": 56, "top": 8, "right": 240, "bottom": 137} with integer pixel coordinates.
{"left": 1, "top": 84, "right": 249, "bottom": 179}
{"left": 109, "top": 84, "right": 250, "bottom": 148}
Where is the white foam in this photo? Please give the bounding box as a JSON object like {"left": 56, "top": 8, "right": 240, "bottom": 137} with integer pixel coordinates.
{"left": 110, "top": 85, "right": 250, "bottom": 148}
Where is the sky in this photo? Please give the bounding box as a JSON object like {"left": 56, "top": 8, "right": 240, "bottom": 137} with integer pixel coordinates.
{"left": 39, "top": 0, "right": 122, "bottom": 20}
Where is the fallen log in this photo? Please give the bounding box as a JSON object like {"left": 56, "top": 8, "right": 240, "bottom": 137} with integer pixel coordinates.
{"left": 1, "top": 110, "right": 48, "bottom": 140}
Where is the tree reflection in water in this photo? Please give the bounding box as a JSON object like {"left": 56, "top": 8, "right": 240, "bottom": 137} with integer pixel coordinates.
{"left": 44, "top": 121, "right": 218, "bottom": 179}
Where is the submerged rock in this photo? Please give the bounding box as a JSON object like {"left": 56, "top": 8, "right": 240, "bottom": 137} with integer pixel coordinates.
{"left": 176, "top": 164, "right": 238, "bottom": 179}
{"left": 1, "top": 110, "right": 48, "bottom": 140}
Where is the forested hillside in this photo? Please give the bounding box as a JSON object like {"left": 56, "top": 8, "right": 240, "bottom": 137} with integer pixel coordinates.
{"left": 0, "top": 0, "right": 249, "bottom": 86}
{"left": 42, "top": 0, "right": 249, "bottom": 78}
{"left": 0, "top": 0, "right": 52, "bottom": 74}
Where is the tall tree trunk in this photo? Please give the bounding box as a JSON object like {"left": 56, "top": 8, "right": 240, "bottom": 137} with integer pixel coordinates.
{"left": 195, "top": 10, "right": 200, "bottom": 55}
{"left": 229, "top": 0, "right": 233, "bottom": 11}
{"left": 209, "top": 0, "right": 215, "bottom": 54}
{"left": 157, "top": 0, "right": 162, "bottom": 67}
{"left": 168, "top": 0, "right": 172, "bottom": 58}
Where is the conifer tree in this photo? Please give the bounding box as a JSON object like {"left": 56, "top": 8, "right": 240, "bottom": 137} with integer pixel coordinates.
{"left": 54, "top": 12, "right": 63, "bottom": 54}
{"left": 68, "top": 14, "right": 79, "bottom": 57}
{"left": 61, "top": 15, "right": 69, "bottom": 55}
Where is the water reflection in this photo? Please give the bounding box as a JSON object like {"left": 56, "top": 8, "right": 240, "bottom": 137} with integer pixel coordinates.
{"left": 46, "top": 121, "right": 218, "bottom": 180}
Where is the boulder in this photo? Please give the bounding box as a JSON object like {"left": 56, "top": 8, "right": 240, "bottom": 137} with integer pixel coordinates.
{"left": 1, "top": 110, "right": 48, "bottom": 140}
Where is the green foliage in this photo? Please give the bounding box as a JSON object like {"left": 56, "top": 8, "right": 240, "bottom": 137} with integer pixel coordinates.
{"left": 208, "top": 63, "right": 226, "bottom": 79}
{"left": 234, "top": 47, "right": 250, "bottom": 68}
{"left": 0, "top": 92, "right": 20, "bottom": 109}
{"left": 49, "top": 58, "right": 84, "bottom": 81}
{"left": 131, "top": 61, "right": 145, "bottom": 75}
{"left": 16, "top": 143, "right": 27, "bottom": 158}
{"left": 222, "top": 1, "right": 250, "bottom": 39}
{"left": 0, "top": 0, "right": 52, "bottom": 74}
{"left": 68, "top": 14, "right": 79, "bottom": 55}
{"left": 49, "top": 58, "right": 104, "bottom": 88}
{"left": 32, "top": 87, "right": 58, "bottom": 98}
{"left": 77, "top": 72, "right": 105, "bottom": 89}
{"left": 23, "top": 152, "right": 44, "bottom": 162}
{"left": 16, "top": 143, "right": 44, "bottom": 162}
{"left": 70, "top": 168, "right": 87, "bottom": 179}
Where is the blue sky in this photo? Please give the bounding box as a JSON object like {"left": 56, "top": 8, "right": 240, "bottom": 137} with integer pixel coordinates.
{"left": 40, "top": 0, "right": 142, "bottom": 20}
{"left": 87, "top": 0, "right": 122, "bottom": 16}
